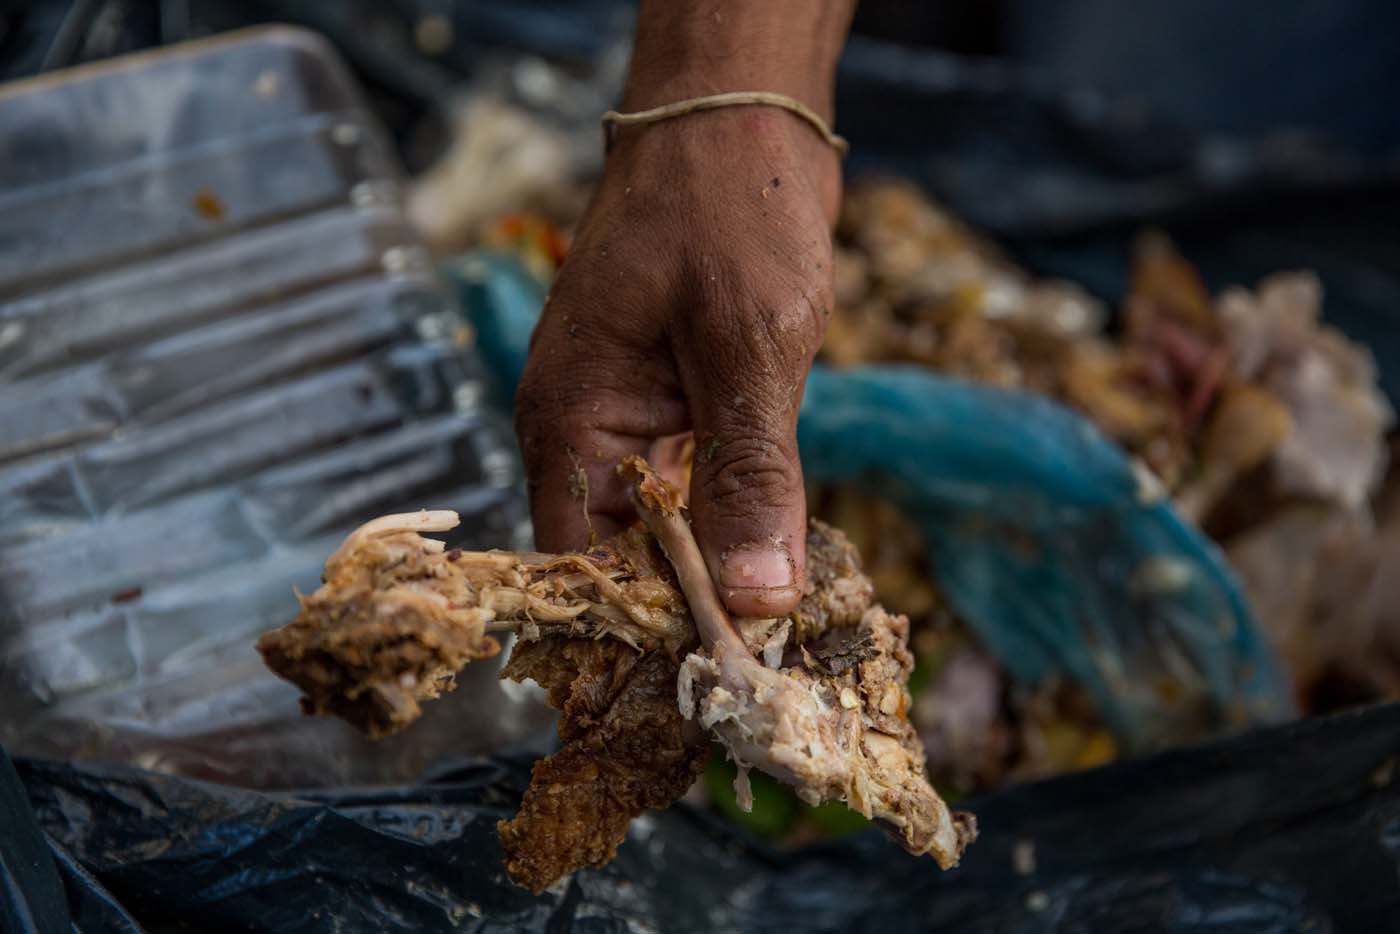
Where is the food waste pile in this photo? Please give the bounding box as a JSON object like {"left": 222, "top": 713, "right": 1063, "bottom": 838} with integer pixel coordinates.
{"left": 812, "top": 180, "right": 1398, "bottom": 803}
{"left": 413, "top": 168, "right": 1398, "bottom": 840}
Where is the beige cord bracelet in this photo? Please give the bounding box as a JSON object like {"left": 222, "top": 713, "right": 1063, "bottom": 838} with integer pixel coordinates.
{"left": 601, "top": 91, "right": 849, "bottom": 156}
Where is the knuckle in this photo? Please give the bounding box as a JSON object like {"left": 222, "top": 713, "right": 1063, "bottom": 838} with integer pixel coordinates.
{"left": 758, "top": 282, "right": 830, "bottom": 355}
{"left": 699, "top": 436, "right": 802, "bottom": 518}
{"left": 688, "top": 256, "right": 831, "bottom": 367}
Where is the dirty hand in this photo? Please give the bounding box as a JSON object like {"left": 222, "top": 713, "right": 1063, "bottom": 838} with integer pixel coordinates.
{"left": 513, "top": 1, "right": 853, "bottom": 618}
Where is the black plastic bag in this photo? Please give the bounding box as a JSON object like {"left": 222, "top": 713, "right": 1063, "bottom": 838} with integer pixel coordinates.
{"left": 0, "top": 748, "right": 142, "bottom": 933}
{"left": 6, "top": 702, "right": 1399, "bottom": 933}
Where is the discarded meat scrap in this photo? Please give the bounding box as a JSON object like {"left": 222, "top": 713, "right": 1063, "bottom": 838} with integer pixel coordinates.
{"left": 258, "top": 456, "right": 976, "bottom": 892}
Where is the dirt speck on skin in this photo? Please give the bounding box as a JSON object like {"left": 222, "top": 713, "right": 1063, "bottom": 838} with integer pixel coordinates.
{"left": 568, "top": 465, "right": 588, "bottom": 501}
{"left": 567, "top": 447, "right": 593, "bottom": 538}
{"left": 192, "top": 189, "right": 226, "bottom": 220}
{"left": 566, "top": 446, "right": 589, "bottom": 501}
{"left": 699, "top": 438, "right": 721, "bottom": 464}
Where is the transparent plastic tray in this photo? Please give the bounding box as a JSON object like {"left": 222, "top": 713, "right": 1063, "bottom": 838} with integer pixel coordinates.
{"left": 0, "top": 27, "right": 546, "bottom": 787}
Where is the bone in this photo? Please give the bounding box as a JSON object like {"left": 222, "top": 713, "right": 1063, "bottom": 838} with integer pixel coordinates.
{"left": 619, "top": 455, "right": 750, "bottom": 661}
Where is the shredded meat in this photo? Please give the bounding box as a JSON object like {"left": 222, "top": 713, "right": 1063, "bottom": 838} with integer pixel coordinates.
{"left": 257, "top": 517, "right": 691, "bottom": 738}
{"left": 256, "top": 511, "right": 504, "bottom": 738}
{"left": 677, "top": 606, "right": 976, "bottom": 865}
{"left": 258, "top": 457, "right": 976, "bottom": 890}
{"left": 622, "top": 457, "right": 975, "bottom": 869}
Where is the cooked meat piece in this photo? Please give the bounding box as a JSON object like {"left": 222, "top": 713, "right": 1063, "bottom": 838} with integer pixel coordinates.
{"left": 259, "top": 508, "right": 879, "bottom": 739}
{"left": 497, "top": 637, "right": 708, "bottom": 893}
{"left": 259, "top": 513, "right": 708, "bottom": 892}
{"left": 678, "top": 607, "right": 975, "bottom": 867}
{"left": 257, "top": 514, "right": 692, "bottom": 738}
{"left": 622, "top": 457, "right": 976, "bottom": 869}
{"left": 260, "top": 457, "right": 974, "bottom": 888}
{"left": 493, "top": 511, "right": 877, "bottom": 894}
{"left": 256, "top": 511, "right": 504, "bottom": 738}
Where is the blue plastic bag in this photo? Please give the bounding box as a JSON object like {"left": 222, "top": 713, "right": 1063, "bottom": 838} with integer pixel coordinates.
{"left": 442, "top": 251, "right": 546, "bottom": 405}
{"left": 799, "top": 366, "right": 1293, "bottom": 746}
{"left": 441, "top": 254, "right": 1294, "bottom": 749}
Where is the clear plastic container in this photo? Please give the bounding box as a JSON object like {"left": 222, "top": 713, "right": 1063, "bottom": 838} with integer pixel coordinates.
{"left": 0, "top": 27, "right": 548, "bottom": 787}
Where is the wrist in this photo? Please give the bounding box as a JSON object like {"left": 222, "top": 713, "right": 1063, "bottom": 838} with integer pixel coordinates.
{"left": 621, "top": 1, "right": 853, "bottom": 122}
{"left": 598, "top": 104, "right": 845, "bottom": 230}
{"left": 621, "top": 68, "right": 836, "bottom": 127}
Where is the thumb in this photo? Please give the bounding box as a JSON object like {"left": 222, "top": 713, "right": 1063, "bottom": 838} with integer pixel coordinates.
{"left": 678, "top": 297, "right": 823, "bottom": 619}
{"left": 689, "top": 427, "right": 808, "bottom": 619}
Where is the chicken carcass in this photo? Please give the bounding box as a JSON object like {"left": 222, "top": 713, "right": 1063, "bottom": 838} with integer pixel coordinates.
{"left": 621, "top": 457, "right": 976, "bottom": 868}
{"left": 258, "top": 457, "right": 975, "bottom": 889}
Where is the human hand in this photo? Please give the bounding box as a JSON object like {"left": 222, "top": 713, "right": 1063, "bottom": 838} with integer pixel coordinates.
{"left": 514, "top": 103, "right": 841, "bottom": 618}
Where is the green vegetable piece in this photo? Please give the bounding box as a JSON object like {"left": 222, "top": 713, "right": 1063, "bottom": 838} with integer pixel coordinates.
{"left": 704, "top": 756, "right": 798, "bottom": 838}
